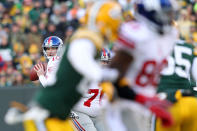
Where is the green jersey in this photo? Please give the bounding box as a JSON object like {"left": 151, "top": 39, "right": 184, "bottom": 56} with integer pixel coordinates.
{"left": 34, "top": 47, "right": 83, "bottom": 120}
{"left": 34, "top": 28, "right": 104, "bottom": 120}
{"left": 158, "top": 40, "right": 197, "bottom": 101}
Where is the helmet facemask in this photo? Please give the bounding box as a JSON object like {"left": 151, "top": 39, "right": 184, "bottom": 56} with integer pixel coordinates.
{"left": 43, "top": 46, "right": 59, "bottom": 59}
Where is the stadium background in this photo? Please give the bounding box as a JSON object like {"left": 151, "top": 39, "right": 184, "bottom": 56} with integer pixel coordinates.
{"left": 0, "top": 0, "right": 196, "bottom": 130}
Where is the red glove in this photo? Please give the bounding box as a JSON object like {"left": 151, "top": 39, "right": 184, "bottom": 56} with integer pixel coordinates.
{"left": 135, "top": 94, "right": 173, "bottom": 127}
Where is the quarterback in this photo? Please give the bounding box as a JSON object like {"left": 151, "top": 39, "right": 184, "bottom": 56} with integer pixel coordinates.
{"left": 34, "top": 36, "right": 63, "bottom": 88}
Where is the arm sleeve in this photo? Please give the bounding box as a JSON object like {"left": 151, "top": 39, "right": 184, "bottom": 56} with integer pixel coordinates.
{"left": 67, "top": 39, "right": 103, "bottom": 82}
{"left": 39, "top": 70, "right": 57, "bottom": 87}
{"left": 68, "top": 39, "right": 118, "bottom": 82}
{"left": 39, "top": 75, "right": 48, "bottom": 87}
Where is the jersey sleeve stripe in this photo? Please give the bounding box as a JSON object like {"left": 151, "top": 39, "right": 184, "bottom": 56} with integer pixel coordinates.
{"left": 71, "top": 120, "right": 81, "bottom": 131}
{"left": 117, "top": 36, "right": 135, "bottom": 49}
{"left": 71, "top": 119, "right": 86, "bottom": 131}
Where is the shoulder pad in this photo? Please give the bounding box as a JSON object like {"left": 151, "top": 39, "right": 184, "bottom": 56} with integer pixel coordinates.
{"left": 70, "top": 28, "right": 104, "bottom": 50}
{"left": 120, "top": 21, "right": 150, "bottom": 42}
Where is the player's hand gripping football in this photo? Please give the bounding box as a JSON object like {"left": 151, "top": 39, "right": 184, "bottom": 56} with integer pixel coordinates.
{"left": 34, "top": 63, "right": 46, "bottom": 77}
{"left": 136, "top": 94, "right": 173, "bottom": 127}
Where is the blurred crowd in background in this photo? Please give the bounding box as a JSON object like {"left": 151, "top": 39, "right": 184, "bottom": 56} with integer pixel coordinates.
{"left": 0, "top": 0, "right": 84, "bottom": 87}
{"left": 0, "top": 0, "right": 196, "bottom": 87}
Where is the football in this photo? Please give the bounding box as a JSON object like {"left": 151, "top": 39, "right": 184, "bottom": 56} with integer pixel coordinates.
{"left": 30, "top": 63, "right": 47, "bottom": 81}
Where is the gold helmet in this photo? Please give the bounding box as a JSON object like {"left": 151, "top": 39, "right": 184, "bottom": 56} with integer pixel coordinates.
{"left": 84, "top": 0, "right": 122, "bottom": 42}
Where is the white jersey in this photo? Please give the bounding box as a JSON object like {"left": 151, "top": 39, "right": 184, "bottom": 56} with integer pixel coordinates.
{"left": 39, "top": 56, "right": 61, "bottom": 87}
{"left": 73, "top": 82, "right": 105, "bottom": 117}
{"left": 117, "top": 21, "right": 177, "bottom": 96}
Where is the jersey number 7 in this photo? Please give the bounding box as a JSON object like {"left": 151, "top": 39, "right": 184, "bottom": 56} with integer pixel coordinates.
{"left": 84, "top": 89, "right": 99, "bottom": 107}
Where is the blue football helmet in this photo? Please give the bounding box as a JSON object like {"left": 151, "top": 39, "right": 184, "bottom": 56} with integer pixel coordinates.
{"left": 135, "top": 0, "right": 179, "bottom": 34}
{"left": 100, "top": 48, "right": 111, "bottom": 62}
{"left": 42, "top": 36, "right": 63, "bottom": 59}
